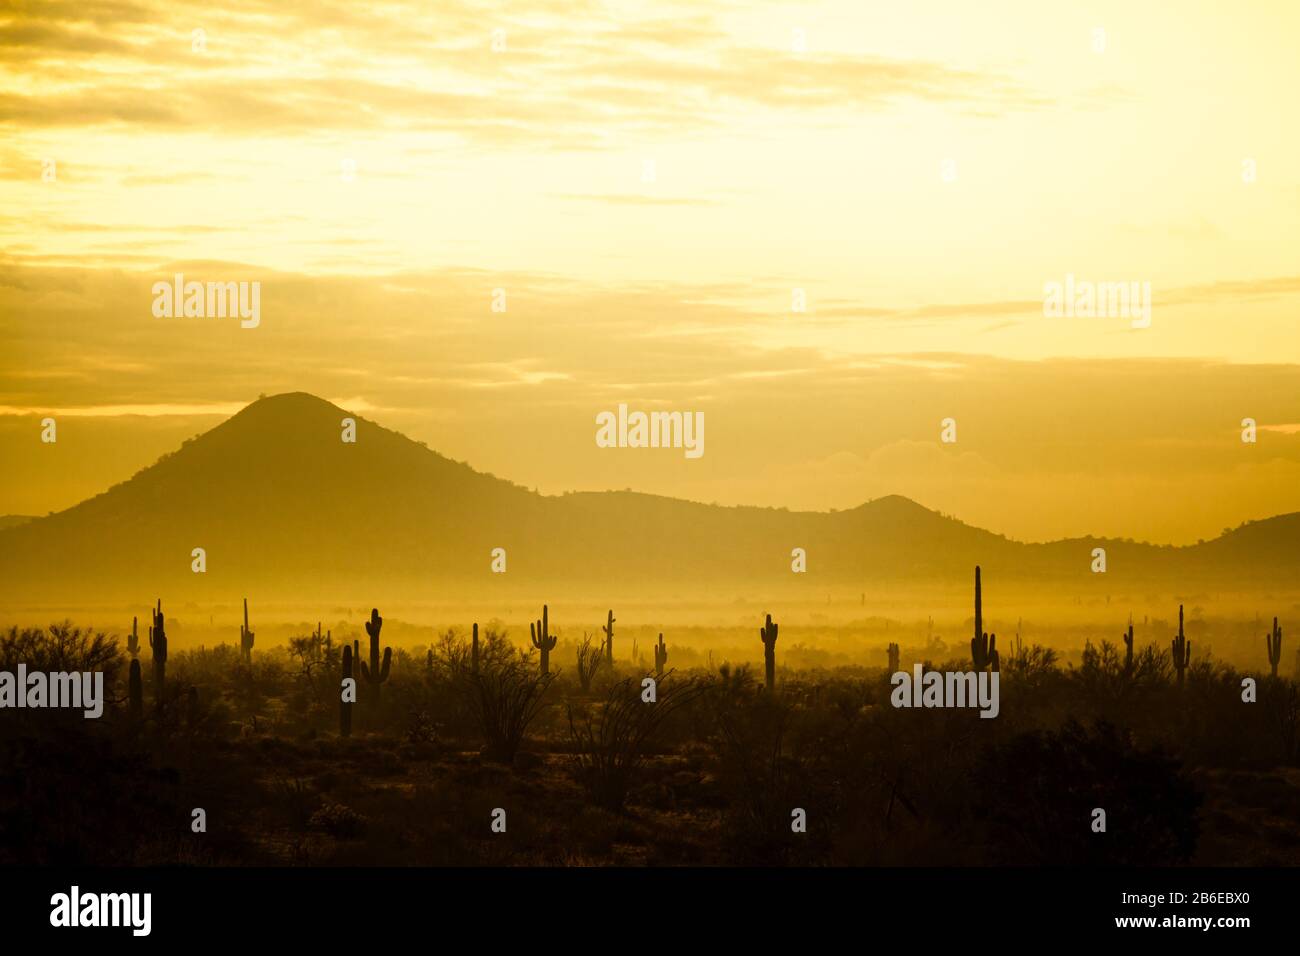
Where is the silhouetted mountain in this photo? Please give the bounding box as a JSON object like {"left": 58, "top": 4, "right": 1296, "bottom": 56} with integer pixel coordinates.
{"left": 0, "top": 516, "right": 33, "bottom": 531}
{"left": 0, "top": 392, "right": 1296, "bottom": 604}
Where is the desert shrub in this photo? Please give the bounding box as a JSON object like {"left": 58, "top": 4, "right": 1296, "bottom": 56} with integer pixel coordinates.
{"left": 1258, "top": 676, "right": 1300, "bottom": 765}
{"left": 309, "top": 801, "right": 367, "bottom": 838}
{"left": 1004, "top": 639, "right": 1058, "bottom": 682}
{"left": 702, "top": 667, "right": 838, "bottom": 864}
{"left": 457, "top": 647, "right": 555, "bottom": 763}
{"left": 567, "top": 671, "right": 703, "bottom": 811}
{"left": 972, "top": 718, "right": 1200, "bottom": 864}
{"left": 0, "top": 623, "right": 122, "bottom": 683}
{"left": 0, "top": 728, "right": 187, "bottom": 864}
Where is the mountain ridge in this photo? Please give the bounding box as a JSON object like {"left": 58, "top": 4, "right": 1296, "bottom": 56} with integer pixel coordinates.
{"left": 1, "top": 392, "right": 1296, "bottom": 604}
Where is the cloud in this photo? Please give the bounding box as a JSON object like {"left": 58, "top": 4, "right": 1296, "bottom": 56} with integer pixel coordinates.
{"left": 0, "top": 0, "right": 1051, "bottom": 144}
{"left": 552, "top": 192, "right": 720, "bottom": 207}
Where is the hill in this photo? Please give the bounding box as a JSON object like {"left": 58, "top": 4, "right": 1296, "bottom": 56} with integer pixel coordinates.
{"left": 0, "top": 393, "right": 1296, "bottom": 606}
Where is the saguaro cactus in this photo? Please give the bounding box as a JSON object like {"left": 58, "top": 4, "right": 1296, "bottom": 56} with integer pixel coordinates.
{"left": 530, "top": 605, "right": 557, "bottom": 675}
{"left": 340, "top": 643, "right": 354, "bottom": 738}
{"left": 971, "top": 567, "right": 998, "bottom": 672}
{"left": 1265, "top": 617, "right": 1282, "bottom": 678}
{"left": 602, "top": 609, "right": 616, "bottom": 664}
{"left": 471, "top": 622, "right": 480, "bottom": 675}
{"left": 1123, "top": 621, "right": 1134, "bottom": 677}
{"left": 654, "top": 633, "right": 668, "bottom": 676}
{"left": 128, "top": 659, "right": 143, "bottom": 722}
{"left": 359, "top": 608, "right": 392, "bottom": 704}
{"left": 127, "top": 616, "right": 140, "bottom": 659}
{"left": 1171, "top": 605, "right": 1191, "bottom": 687}
{"left": 240, "top": 597, "right": 255, "bottom": 664}
{"left": 887, "top": 642, "right": 900, "bottom": 674}
{"left": 972, "top": 631, "right": 998, "bottom": 672}
{"left": 760, "top": 613, "right": 779, "bottom": 692}
{"left": 148, "top": 599, "right": 167, "bottom": 711}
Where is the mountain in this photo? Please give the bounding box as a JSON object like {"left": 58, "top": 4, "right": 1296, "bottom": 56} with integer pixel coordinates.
{"left": 0, "top": 392, "right": 1297, "bottom": 606}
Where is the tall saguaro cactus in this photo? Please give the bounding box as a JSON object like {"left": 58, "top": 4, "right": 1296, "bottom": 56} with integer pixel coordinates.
{"left": 1171, "top": 605, "right": 1191, "bottom": 687}
{"left": 1123, "top": 621, "right": 1134, "bottom": 677}
{"left": 340, "top": 642, "right": 354, "bottom": 737}
{"left": 359, "top": 607, "right": 392, "bottom": 704}
{"left": 1265, "top": 617, "right": 1283, "bottom": 678}
{"left": 887, "top": 642, "right": 900, "bottom": 674}
{"left": 654, "top": 633, "right": 668, "bottom": 676}
{"left": 971, "top": 567, "right": 998, "bottom": 672}
{"left": 240, "top": 597, "right": 255, "bottom": 664}
{"left": 760, "top": 613, "right": 779, "bottom": 692}
{"left": 148, "top": 599, "right": 167, "bottom": 711}
{"left": 127, "top": 616, "right": 140, "bottom": 659}
{"left": 472, "top": 622, "right": 480, "bottom": 675}
{"left": 602, "top": 609, "right": 616, "bottom": 664}
{"left": 530, "top": 605, "right": 557, "bottom": 675}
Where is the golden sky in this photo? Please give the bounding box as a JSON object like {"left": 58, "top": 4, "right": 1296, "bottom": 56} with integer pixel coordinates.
{"left": 2, "top": 0, "right": 1299, "bottom": 543}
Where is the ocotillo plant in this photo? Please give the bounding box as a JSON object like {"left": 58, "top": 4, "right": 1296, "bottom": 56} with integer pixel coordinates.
{"left": 576, "top": 632, "right": 603, "bottom": 692}
{"left": 654, "top": 633, "right": 668, "bottom": 676}
{"left": 127, "top": 616, "right": 140, "bottom": 659}
{"left": 1171, "top": 605, "right": 1191, "bottom": 687}
{"left": 530, "top": 604, "right": 557, "bottom": 675}
{"left": 148, "top": 599, "right": 167, "bottom": 711}
{"left": 1265, "top": 617, "right": 1282, "bottom": 678}
{"left": 359, "top": 608, "right": 392, "bottom": 705}
{"left": 1123, "top": 622, "right": 1134, "bottom": 677}
{"left": 240, "top": 598, "right": 255, "bottom": 664}
{"left": 340, "top": 643, "right": 354, "bottom": 738}
{"left": 760, "top": 614, "right": 779, "bottom": 692}
{"left": 887, "top": 642, "right": 900, "bottom": 674}
{"left": 128, "top": 658, "right": 143, "bottom": 722}
{"left": 602, "top": 609, "right": 615, "bottom": 664}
